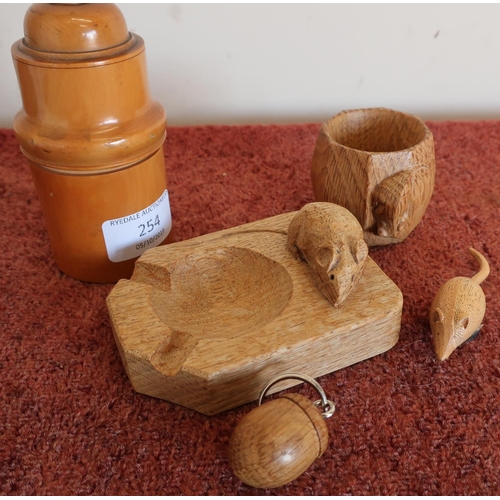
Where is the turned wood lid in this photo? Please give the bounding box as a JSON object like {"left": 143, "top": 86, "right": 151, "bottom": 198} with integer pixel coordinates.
{"left": 13, "top": 4, "right": 140, "bottom": 67}
{"left": 23, "top": 3, "right": 130, "bottom": 53}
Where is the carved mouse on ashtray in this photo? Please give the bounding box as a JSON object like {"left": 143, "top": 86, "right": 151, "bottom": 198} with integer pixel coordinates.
{"left": 287, "top": 202, "right": 369, "bottom": 308}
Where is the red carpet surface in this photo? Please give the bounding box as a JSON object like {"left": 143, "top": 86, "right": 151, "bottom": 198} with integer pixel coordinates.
{"left": 1, "top": 121, "right": 500, "bottom": 495}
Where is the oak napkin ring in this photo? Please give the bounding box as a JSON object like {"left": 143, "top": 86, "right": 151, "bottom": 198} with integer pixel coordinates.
{"left": 228, "top": 373, "right": 335, "bottom": 489}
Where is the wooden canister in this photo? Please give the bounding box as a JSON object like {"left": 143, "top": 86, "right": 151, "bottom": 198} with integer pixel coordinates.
{"left": 11, "top": 3, "right": 173, "bottom": 283}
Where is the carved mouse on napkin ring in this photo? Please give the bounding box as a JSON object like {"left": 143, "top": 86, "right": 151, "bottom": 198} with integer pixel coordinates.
{"left": 287, "top": 202, "right": 369, "bottom": 307}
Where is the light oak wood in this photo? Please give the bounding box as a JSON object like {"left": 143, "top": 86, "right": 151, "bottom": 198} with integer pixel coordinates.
{"left": 228, "top": 393, "right": 328, "bottom": 489}
{"left": 107, "top": 206, "right": 403, "bottom": 415}
{"left": 288, "top": 202, "right": 368, "bottom": 307}
{"left": 430, "top": 248, "right": 490, "bottom": 361}
{"left": 11, "top": 4, "right": 173, "bottom": 282}
{"left": 311, "top": 108, "right": 435, "bottom": 246}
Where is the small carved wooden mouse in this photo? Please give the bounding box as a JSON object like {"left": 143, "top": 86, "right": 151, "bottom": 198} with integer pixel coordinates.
{"left": 287, "top": 202, "right": 368, "bottom": 308}
{"left": 371, "top": 164, "right": 433, "bottom": 242}
{"left": 430, "top": 248, "right": 490, "bottom": 361}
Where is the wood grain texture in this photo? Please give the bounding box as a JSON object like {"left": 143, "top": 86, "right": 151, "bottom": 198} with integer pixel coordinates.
{"left": 107, "top": 209, "right": 403, "bottom": 415}
{"left": 311, "top": 108, "right": 435, "bottom": 246}
{"left": 430, "top": 248, "right": 490, "bottom": 361}
{"left": 228, "top": 393, "right": 329, "bottom": 489}
{"left": 11, "top": 4, "right": 172, "bottom": 282}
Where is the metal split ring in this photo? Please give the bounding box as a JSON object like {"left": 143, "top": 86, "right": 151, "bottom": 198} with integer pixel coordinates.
{"left": 258, "top": 372, "right": 336, "bottom": 419}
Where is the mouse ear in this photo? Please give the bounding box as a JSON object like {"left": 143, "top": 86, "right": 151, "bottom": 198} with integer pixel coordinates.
{"left": 432, "top": 308, "right": 444, "bottom": 323}
{"left": 452, "top": 316, "right": 471, "bottom": 346}
{"left": 354, "top": 239, "right": 368, "bottom": 265}
{"left": 457, "top": 316, "right": 470, "bottom": 331}
{"left": 317, "top": 246, "right": 336, "bottom": 269}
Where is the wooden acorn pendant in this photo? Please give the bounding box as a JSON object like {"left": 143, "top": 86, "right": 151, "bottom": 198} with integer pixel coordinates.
{"left": 228, "top": 374, "right": 335, "bottom": 489}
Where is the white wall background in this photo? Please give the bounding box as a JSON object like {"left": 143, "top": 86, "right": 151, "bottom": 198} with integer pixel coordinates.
{"left": 2, "top": 3, "right": 500, "bottom": 128}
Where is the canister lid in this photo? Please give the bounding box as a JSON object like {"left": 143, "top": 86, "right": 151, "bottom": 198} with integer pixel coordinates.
{"left": 22, "top": 3, "right": 131, "bottom": 54}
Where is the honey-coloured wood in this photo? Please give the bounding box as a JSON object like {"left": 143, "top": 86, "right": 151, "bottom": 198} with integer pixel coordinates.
{"left": 11, "top": 4, "right": 173, "bottom": 282}
{"left": 228, "top": 393, "right": 329, "bottom": 489}
{"left": 311, "top": 108, "right": 435, "bottom": 246}
{"left": 20, "top": 3, "right": 130, "bottom": 54}
{"left": 430, "top": 248, "right": 490, "bottom": 361}
{"left": 288, "top": 202, "right": 368, "bottom": 307}
{"left": 107, "top": 208, "right": 404, "bottom": 415}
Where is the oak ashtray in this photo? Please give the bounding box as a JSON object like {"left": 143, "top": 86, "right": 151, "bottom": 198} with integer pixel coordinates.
{"left": 107, "top": 209, "right": 403, "bottom": 415}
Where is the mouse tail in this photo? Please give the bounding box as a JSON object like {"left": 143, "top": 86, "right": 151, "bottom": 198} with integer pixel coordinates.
{"left": 469, "top": 247, "right": 490, "bottom": 285}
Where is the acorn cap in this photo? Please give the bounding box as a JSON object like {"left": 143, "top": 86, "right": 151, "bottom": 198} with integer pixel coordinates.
{"left": 22, "top": 3, "right": 130, "bottom": 54}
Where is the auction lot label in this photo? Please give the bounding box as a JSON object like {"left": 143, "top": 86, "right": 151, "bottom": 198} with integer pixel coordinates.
{"left": 102, "top": 190, "right": 172, "bottom": 263}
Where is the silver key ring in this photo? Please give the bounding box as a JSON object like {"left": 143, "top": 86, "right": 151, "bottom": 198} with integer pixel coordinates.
{"left": 258, "top": 372, "right": 336, "bottom": 419}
